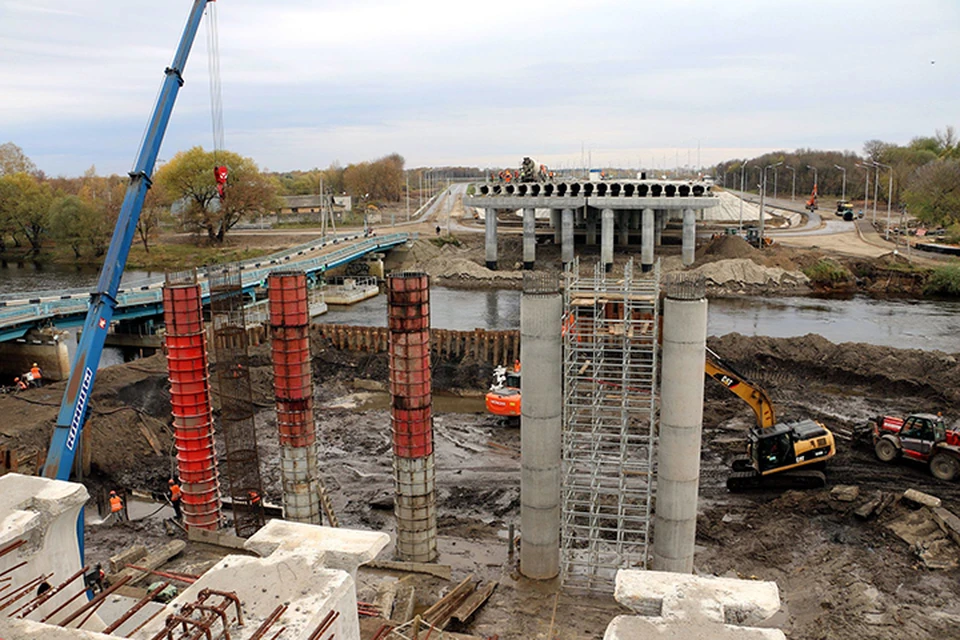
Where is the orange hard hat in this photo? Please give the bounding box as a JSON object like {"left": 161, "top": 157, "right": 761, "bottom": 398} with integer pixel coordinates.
{"left": 110, "top": 490, "right": 116, "bottom": 495}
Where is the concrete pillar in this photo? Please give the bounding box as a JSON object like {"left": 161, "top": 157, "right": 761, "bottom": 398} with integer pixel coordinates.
{"left": 551, "top": 209, "right": 561, "bottom": 243}
{"left": 561, "top": 208, "right": 575, "bottom": 265}
{"left": 641, "top": 208, "right": 654, "bottom": 272}
{"left": 652, "top": 289, "right": 707, "bottom": 573}
{"left": 682, "top": 208, "right": 696, "bottom": 266}
{"left": 485, "top": 208, "right": 497, "bottom": 270}
{"left": 601, "top": 208, "right": 614, "bottom": 272}
{"left": 520, "top": 280, "right": 562, "bottom": 580}
{"left": 387, "top": 273, "right": 437, "bottom": 562}
{"left": 586, "top": 210, "right": 597, "bottom": 245}
{"left": 630, "top": 210, "right": 641, "bottom": 230}
{"left": 522, "top": 207, "right": 536, "bottom": 270}
{"left": 618, "top": 211, "right": 630, "bottom": 246}
{"left": 0, "top": 329, "right": 71, "bottom": 382}
{"left": 655, "top": 210, "right": 664, "bottom": 246}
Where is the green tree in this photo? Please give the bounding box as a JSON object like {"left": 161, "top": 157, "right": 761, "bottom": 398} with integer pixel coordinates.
{"left": 0, "top": 142, "right": 37, "bottom": 176}
{"left": 903, "top": 159, "right": 960, "bottom": 227}
{"left": 154, "top": 147, "right": 281, "bottom": 243}
{"left": 49, "top": 195, "right": 98, "bottom": 259}
{"left": 2, "top": 173, "right": 53, "bottom": 252}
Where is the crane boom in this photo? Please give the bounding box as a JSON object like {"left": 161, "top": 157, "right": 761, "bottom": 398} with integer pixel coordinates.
{"left": 44, "top": 0, "right": 213, "bottom": 482}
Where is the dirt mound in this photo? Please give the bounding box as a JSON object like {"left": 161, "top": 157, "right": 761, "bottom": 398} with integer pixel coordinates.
{"left": 704, "top": 234, "right": 759, "bottom": 260}
{"left": 689, "top": 258, "right": 809, "bottom": 293}
{"left": 708, "top": 333, "right": 960, "bottom": 405}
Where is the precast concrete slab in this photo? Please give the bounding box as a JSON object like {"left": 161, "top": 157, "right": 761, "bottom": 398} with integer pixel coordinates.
{"left": 245, "top": 520, "right": 389, "bottom": 580}
{"left": 604, "top": 569, "right": 785, "bottom": 640}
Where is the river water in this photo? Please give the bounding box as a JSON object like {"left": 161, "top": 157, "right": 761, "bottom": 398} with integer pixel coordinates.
{"left": 1, "top": 263, "right": 958, "bottom": 353}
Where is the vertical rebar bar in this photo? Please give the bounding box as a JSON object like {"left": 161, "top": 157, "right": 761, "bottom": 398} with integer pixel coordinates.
{"left": 209, "top": 266, "right": 266, "bottom": 537}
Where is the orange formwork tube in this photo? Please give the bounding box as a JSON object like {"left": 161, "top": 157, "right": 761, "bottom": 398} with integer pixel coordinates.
{"left": 163, "top": 283, "right": 221, "bottom": 531}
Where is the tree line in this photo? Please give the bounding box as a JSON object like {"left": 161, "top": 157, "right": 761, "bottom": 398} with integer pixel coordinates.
{"left": 711, "top": 126, "right": 960, "bottom": 231}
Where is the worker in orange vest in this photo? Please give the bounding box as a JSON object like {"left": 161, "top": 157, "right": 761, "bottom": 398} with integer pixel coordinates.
{"left": 248, "top": 490, "right": 262, "bottom": 508}
{"left": 513, "top": 360, "right": 521, "bottom": 373}
{"left": 108, "top": 490, "right": 125, "bottom": 524}
{"left": 13, "top": 377, "right": 27, "bottom": 391}
{"left": 29, "top": 363, "right": 42, "bottom": 387}
{"left": 168, "top": 479, "right": 182, "bottom": 521}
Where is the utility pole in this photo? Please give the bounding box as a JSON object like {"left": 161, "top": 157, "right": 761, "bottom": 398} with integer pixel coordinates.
{"left": 739, "top": 164, "right": 749, "bottom": 233}
{"left": 419, "top": 173, "right": 423, "bottom": 211}
{"left": 786, "top": 166, "right": 796, "bottom": 201}
{"left": 760, "top": 162, "right": 782, "bottom": 246}
{"left": 834, "top": 164, "right": 847, "bottom": 202}
{"left": 872, "top": 163, "right": 880, "bottom": 224}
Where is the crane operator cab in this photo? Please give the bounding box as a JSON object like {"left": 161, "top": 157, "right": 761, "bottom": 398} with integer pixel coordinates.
{"left": 729, "top": 419, "right": 836, "bottom": 490}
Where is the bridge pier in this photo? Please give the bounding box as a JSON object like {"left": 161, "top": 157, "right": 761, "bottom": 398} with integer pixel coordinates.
{"left": 642, "top": 208, "right": 655, "bottom": 272}
{"left": 683, "top": 207, "right": 697, "bottom": 266}
{"left": 485, "top": 207, "right": 498, "bottom": 270}
{"left": 0, "top": 328, "right": 70, "bottom": 383}
{"left": 586, "top": 209, "right": 597, "bottom": 245}
{"left": 618, "top": 212, "right": 630, "bottom": 246}
{"left": 561, "top": 208, "right": 575, "bottom": 266}
{"left": 551, "top": 209, "right": 561, "bottom": 244}
{"left": 601, "top": 208, "right": 614, "bottom": 272}
{"left": 523, "top": 207, "right": 536, "bottom": 270}
{"left": 655, "top": 209, "right": 664, "bottom": 246}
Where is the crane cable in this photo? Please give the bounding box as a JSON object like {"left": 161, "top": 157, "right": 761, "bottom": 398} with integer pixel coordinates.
{"left": 205, "top": 1, "right": 228, "bottom": 201}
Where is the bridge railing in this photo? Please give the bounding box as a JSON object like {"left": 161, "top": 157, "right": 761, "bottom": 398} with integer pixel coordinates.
{"left": 0, "top": 232, "right": 415, "bottom": 334}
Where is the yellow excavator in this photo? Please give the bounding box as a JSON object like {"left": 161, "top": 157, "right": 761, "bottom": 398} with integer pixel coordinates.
{"left": 705, "top": 347, "right": 836, "bottom": 490}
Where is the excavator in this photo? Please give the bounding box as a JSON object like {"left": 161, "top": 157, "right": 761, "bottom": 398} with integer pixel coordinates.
{"left": 489, "top": 348, "right": 837, "bottom": 490}
{"left": 705, "top": 347, "right": 836, "bottom": 490}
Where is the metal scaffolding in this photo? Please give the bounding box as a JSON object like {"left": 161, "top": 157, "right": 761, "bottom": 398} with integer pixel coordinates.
{"left": 560, "top": 258, "right": 660, "bottom": 591}
{"left": 209, "top": 266, "right": 266, "bottom": 538}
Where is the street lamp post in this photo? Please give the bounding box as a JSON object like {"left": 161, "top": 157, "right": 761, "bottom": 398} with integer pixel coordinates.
{"left": 857, "top": 163, "right": 871, "bottom": 222}
{"left": 773, "top": 166, "right": 779, "bottom": 199}
{"left": 872, "top": 162, "right": 880, "bottom": 224}
{"left": 786, "top": 166, "right": 796, "bottom": 201}
{"left": 759, "top": 161, "right": 782, "bottom": 246}
{"left": 834, "top": 164, "right": 847, "bottom": 202}
{"left": 739, "top": 163, "right": 750, "bottom": 233}
{"left": 874, "top": 161, "right": 893, "bottom": 239}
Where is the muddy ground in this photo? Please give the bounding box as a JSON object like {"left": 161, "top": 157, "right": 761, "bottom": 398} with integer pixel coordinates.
{"left": 3, "top": 332, "right": 960, "bottom": 638}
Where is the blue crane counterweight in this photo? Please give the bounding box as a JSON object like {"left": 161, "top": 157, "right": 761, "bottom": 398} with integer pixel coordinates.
{"left": 43, "top": 0, "right": 215, "bottom": 557}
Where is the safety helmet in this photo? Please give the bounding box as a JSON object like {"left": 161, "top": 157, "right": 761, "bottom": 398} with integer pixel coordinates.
{"left": 168, "top": 479, "right": 175, "bottom": 485}
{"left": 32, "top": 363, "right": 37, "bottom": 367}
{"left": 110, "top": 491, "right": 116, "bottom": 496}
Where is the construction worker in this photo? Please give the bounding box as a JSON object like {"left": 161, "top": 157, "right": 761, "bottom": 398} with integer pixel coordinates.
{"left": 248, "top": 490, "right": 261, "bottom": 507}
{"left": 29, "top": 363, "right": 42, "bottom": 387}
{"left": 84, "top": 564, "right": 105, "bottom": 595}
{"left": 513, "top": 359, "right": 521, "bottom": 373}
{"left": 108, "top": 491, "right": 124, "bottom": 524}
{"left": 13, "top": 377, "right": 27, "bottom": 391}
{"left": 168, "top": 479, "right": 182, "bottom": 521}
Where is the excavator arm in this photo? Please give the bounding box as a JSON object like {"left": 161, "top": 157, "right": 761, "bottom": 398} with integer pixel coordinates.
{"left": 704, "top": 347, "right": 776, "bottom": 428}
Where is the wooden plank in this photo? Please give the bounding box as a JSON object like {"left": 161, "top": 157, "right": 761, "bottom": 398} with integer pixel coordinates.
{"left": 451, "top": 581, "right": 497, "bottom": 625}
{"left": 366, "top": 560, "right": 452, "bottom": 581}
{"left": 422, "top": 574, "right": 476, "bottom": 629}
{"left": 107, "top": 540, "right": 186, "bottom": 586}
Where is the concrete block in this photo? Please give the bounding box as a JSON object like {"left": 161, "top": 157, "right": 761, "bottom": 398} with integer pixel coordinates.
{"left": 108, "top": 544, "right": 148, "bottom": 573}
{"left": 830, "top": 485, "right": 860, "bottom": 502}
{"left": 932, "top": 507, "right": 960, "bottom": 547}
{"left": 245, "top": 520, "right": 389, "bottom": 579}
{"left": 606, "top": 570, "right": 785, "bottom": 640}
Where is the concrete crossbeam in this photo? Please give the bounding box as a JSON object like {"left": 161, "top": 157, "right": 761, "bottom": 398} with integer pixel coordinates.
{"left": 469, "top": 196, "right": 717, "bottom": 210}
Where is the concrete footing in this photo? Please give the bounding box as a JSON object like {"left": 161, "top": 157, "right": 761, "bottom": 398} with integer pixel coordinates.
{"left": 604, "top": 570, "right": 786, "bottom": 639}
{"left": 519, "top": 279, "right": 562, "bottom": 580}
{"left": 652, "top": 292, "right": 707, "bottom": 573}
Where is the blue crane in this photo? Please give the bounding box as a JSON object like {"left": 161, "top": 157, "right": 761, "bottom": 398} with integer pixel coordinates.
{"left": 43, "top": 0, "right": 215, "bottom": 552}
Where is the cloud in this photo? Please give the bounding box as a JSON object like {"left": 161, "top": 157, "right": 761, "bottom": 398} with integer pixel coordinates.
{"left": 4, "top": 0, "right": 959, "bottom": 176}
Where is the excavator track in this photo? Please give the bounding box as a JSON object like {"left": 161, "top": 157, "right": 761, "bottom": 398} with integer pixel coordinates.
{"left": 727, "top": 468, "right": 827, "bottom": 492}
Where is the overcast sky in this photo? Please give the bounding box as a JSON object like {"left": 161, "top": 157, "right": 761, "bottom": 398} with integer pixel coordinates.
{"left": 2, "top": 0, "right": 958, "bottom": 177}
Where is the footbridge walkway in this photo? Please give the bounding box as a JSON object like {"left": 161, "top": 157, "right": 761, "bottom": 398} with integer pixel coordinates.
{"left": 0, "top": 231, "right": 415, "bottom": 342}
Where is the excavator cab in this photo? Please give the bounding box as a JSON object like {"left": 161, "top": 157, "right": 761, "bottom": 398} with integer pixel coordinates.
{"left": 731, "top": 420, "right": 836, "bottom": 490}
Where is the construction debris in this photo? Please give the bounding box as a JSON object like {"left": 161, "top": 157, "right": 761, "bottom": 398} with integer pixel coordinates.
{"left": 830, "top": 485, "right": 860, "bottom": 502}
{"left": 368, "top": 560, "right": 453, "bottom": 580}
{"left": 903, "top": 488, "right": 942, "bottom": 509}
{"left": 106, "top": 540, "right": 186, "bottom": 586}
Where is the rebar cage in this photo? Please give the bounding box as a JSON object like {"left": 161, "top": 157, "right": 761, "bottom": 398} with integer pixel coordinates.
{"left": 560, "top": 258, "right": 660, "bottom": 591}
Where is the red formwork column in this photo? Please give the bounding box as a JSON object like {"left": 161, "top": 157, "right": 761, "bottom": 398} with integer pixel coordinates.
{"left": 163, "top": 281, "right": 221, "bottom": 530}
{"left": 387, "top": 272, "right": 437, "bottom": 562}
{"left": 268, "top": 271, "right": 321, "bottom": 524}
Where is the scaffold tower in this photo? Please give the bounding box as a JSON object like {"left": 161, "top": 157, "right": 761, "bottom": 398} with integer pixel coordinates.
{"left": 560, "top": 258, "right": 660, "bottom": 591}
